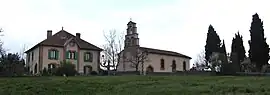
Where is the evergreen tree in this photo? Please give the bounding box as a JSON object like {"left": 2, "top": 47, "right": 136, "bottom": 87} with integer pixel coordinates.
{"left": 231, "top": 32, "right": 246, "bottom": 71}
{"left": 221, "top": 40, "right": 227, "bottom": 55}
{"left": 248, "top": 13, "right": 270, "bottom": 71}
{"left": 231, "top": 32, "right": 246, "bottom": 62}
{"left": 205, "top": 25, "right": 222, "bottom": 66}
{"left": 219, "top": 40, "right": 228, "bottom": 63}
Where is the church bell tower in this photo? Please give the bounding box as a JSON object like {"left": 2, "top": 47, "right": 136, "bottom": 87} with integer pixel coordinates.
{"left": 124, "top": 20, "right": 139, "bottom": 48}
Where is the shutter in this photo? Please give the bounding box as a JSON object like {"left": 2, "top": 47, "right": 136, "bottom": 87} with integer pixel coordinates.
{"left": 48, "top": 50, "right": 51, "bottom": 59}
{"left": 90, "top": 53, "right": 93, "bottom": 62}
{"left": 83, "top": 52, "right": 86, "bottom": 61}
{"left": 56, "top": 51, "right": 59, "bottom": 60}
{"left": 66, "top": 51, "right": 69, "bottom": 59}
{"left": 74, "top": 52, "right": 78, "bottom": 60}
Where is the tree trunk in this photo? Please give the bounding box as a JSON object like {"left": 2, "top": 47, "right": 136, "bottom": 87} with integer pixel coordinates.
{"left": 141, "top": 62, "right": 144, "bottom": 75}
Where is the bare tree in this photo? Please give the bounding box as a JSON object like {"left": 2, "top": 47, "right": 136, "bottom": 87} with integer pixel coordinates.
{"left": 101, "top": 30, "right": 124, "bottom": 72}
{"left": 123, "top": 47, "right": 149, "bottom": 74}
{"left": 19, "top": 44, "right": 27, "bottom": 60}
{"left": 0, "top": 28, "right": 5, "bottom": 55}
{"left": 194, "top": 50, "right": 206, "bottom": 66}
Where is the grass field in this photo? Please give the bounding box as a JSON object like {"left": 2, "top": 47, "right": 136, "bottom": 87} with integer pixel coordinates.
{"left": 0, "top": 76, "right": 269, "bottom": 95}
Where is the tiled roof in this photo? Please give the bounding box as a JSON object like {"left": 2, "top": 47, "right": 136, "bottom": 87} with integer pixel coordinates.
{"left": 25, "top": 30, "right": 102, "bottom": 53}
{"left": 140, "top": 47, "right": 192, "bottom": 59}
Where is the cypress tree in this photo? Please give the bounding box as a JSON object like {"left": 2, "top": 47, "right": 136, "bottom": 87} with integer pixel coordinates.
{"left": 205, "top": 25, "right": 222, "bottom": 66}
{"left": 231, "top": 32, "right": 246, "bottom": 71}
{"left": 248, "top": 13, "right": 270, "bottom": 71}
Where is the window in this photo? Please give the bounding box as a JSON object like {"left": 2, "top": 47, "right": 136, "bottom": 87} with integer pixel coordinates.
{"left": 183, "top": 61, "right": 186, "bottom": 71}
{"left": 84, "top": 52, "right": 93, "bottom": 62}
{"left": 31, "top": 52, "right": 34, "bottom": 61}
{"left": 66, "top": 50, "right": 77, "bottom": 60}
{"left": 160, "top": 59, "right": 165, "bottom": 70}
{"left": 172, "top": 60, "right": 176, "bottom": 72}
{"left": 126, "top": 38, "right": 131, "bottom": 46}
{"left": 48, "top": 49, "right": 59, "bottom": 60}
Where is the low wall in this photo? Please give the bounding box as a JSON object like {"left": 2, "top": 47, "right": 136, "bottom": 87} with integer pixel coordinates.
{"left": 113, "top": 71, "right": 214, "bottom": 76}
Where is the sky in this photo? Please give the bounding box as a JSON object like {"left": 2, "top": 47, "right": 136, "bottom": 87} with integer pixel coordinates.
{"left": 0, "top": 0, "right": 270, "bottom": 66}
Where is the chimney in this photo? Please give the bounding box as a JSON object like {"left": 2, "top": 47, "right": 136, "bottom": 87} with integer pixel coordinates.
{"left": 47, "top": 30, "right": 52, "bottom": 38}
{"left": 76, "top": 33, "right": 81, "bottom": 38}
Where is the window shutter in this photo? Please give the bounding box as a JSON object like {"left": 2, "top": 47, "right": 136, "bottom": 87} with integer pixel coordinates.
{"left": 48, "top": 50, "right": 51, "bottom": 59}
{"left": 56, "top": 51, "right": 59, "bottom": 60}
{"left": 74, "top": 52, "right": 78, "bottom": 60}
{"left": 90, "top": 53, "right": 93, "bottom": 62}
{"left": 66, "top": 51, "right": 69, "bottom": 59}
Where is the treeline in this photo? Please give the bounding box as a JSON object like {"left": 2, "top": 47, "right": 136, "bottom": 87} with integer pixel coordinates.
{"left": 197, "top": 13, "right": 270, "bottom": 74}
{"left": 0, "top": 29, "right": 28, "bottom": 76}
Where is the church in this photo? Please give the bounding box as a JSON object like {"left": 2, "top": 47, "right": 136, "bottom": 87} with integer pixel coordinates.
{"left": 117, "top": 21, "right": 192, "bottom": 73}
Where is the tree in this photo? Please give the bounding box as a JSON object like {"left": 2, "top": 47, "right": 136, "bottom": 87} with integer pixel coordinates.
{"left": 248, "top": 13, "right": 270, "bottom": 71}
{"left": 194, "top": 50, "right": 206, "bottom": 69}
{"left": 0, "top": 28, "right": 5, "bottom": 55}
{"left": 0, "top": 53, "right": 25, "bottom": 76}
{"left": 231, "top": 32, "right": 246, "bottom": 71}
{"left": 195, "top": 50, "right": 206, "bottom": 66}
{"left": 220, "top": 40, "right": 228, "bottom": 64}
{"left": 122, "top": 47, "right": 148, "bottom": 74}
{"left": 205, "top": 25, "right": 222, "bottom": 66}
{"left": 101, "top": 30, "right": 124, "bottom": 74}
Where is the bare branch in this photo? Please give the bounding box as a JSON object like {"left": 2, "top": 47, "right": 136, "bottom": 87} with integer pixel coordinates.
{"left": 101, "top": 29, "right": 124, "bottom": 71}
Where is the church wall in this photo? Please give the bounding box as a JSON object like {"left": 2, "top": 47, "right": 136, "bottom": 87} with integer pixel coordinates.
{"left": 117, "top": 52, "right": 191, "bottom": 72}
{"left": 143, "top": 53, "right": 190, "bottom": 72}
{"left": 117, "top": 50, "right": 137, "bottom": 71}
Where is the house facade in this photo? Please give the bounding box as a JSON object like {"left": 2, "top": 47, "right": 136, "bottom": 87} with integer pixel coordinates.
{"left": 117, "top": 21, "right": 192, "bottom": 73}
{"left": 25, "top": 28, "right": 103, "bottom": 74}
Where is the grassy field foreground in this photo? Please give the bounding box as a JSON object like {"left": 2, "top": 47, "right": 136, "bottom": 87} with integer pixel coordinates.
{"left": 0, "top": 76, "right": 270, "bottom": 95}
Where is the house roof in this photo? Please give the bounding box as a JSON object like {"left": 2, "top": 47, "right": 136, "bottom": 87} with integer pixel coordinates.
{"left": 25, "top": 29, "right": 103, "bottom": 53}
{"left": 140, "top": 47, "right": 192, "bottom": 59}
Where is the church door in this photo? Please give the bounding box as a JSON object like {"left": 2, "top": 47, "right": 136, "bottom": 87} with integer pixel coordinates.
{"left": 146, "top": 65, "right": 154, "bottom": 73}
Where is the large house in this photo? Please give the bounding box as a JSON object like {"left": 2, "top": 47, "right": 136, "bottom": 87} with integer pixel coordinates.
{"left": 25, "top": 28, "right": 103, "bottom": 74}
{"left": 117, "top": 21, "right": 192, "bottom": 73}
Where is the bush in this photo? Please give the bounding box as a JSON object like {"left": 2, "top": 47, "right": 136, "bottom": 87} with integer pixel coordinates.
{"left": 55, "top": 60, "right": 77, "bottom": 76}
{"left": 42, "top": 68, "right": 49, "bottom": 76}
{"left": 90, "top": 71, "right": 98, "bottom": 75}
{"left": 100, "top": 70, "right": 108, "bottom": 76}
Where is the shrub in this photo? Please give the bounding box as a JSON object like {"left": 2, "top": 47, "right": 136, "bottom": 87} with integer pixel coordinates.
{"left": 42, "top": 68, "right": 49, "bottom": 76}
{"left": 90, "top": 71, "right": 98, "bottom": 75}
{"left": 55, "top": 60, "right": 77, "bottom": 76}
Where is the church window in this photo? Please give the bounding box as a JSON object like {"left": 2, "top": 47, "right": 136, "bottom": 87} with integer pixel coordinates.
{"left": 131, "top": 37, "right": 134, "bottom": 45}
{"left": 183, "top": 61, "right": 186, "bottom": 71}
{"left": 126, "top": 38, "right": 131, "bottom": 46}
{"left": 172, "top": 60, "right": 176, "bottom": 72}
{"left": 160, "top": 59, "right": 165, "bottom": 70}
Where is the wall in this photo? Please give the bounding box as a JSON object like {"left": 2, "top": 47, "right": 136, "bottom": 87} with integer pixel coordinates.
{"left": 42, "top": 46, "right": 64, "bottom": 69}
{"left": 143, "top": 53, "right": 190, "bottom": 72}
{"left": 79, "top": 50, "right": 100, "bottom": 73}
{"left": 117, "top": 50, "right": 191, "bottom": 72}
{"left": 65, "top": 41, "right": 79, "bottom": 71}
{"left": 26, "top": 47, "right": 40, "bottom": 74}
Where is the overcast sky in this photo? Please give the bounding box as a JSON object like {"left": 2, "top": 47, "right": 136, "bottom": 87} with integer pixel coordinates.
{"left": 0, "top": 0, "right": 270, "bottom": 66}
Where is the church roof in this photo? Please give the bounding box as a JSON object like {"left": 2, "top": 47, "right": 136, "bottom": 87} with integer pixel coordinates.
{"left": 127, "top": 21, "right": 136, "bottom": 25}
{"left": 140, "top": 47, "right": 192, "bottom": 59}
{"left": 25, "top": 30, "right": 103, "bottom": 53}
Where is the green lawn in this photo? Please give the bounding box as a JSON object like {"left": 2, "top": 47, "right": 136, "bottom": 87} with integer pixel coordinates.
{"left": 0, "top": 76, "right": 269, "bottom": 95}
